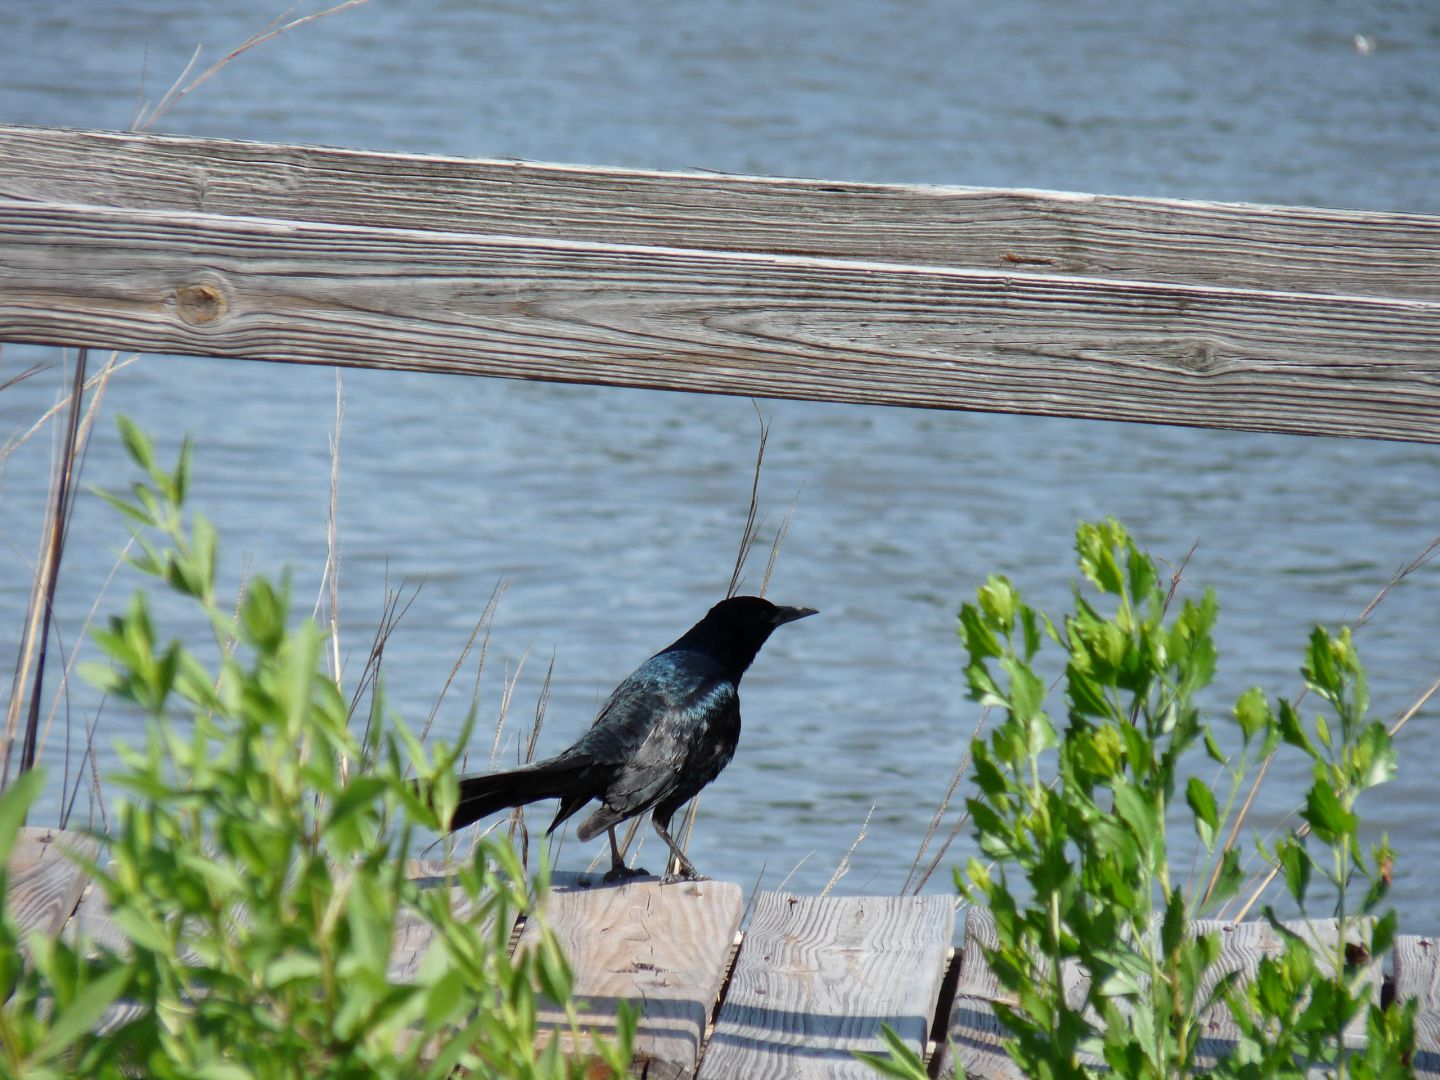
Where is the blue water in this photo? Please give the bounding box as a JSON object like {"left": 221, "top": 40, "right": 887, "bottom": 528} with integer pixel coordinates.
{"left": 1, "top": 0, "right": 1438, "bottom": 925}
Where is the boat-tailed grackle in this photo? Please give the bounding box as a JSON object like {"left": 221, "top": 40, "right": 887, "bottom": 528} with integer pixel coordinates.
{"left": 446, "top": 595, "right": 816, "bottom": 882}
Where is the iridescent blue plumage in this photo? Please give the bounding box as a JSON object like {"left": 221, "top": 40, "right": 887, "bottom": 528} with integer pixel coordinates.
{"left": 448, "top": 596, "right": 816, "bottom": 882}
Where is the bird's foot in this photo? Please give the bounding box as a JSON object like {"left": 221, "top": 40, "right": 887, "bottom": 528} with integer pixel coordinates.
{"left": 603, "top": 864, "right": 651, "bottom": 883}
{"left": 660, "top": 869, "right": 709, "bottom": 885}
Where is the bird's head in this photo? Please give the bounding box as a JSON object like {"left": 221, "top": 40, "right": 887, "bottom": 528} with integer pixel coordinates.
{"left": 672, "top": 595, "right": 817, "bottom": 678}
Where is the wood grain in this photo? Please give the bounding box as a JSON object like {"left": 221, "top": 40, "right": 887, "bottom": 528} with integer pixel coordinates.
{"left": 1392, "top": 935, "right": 1440, "bottom": 1078}
{"left": 938, "top": 906, "right": 1093, "bottom": 1080}
{"left": 4, "top": 826, "right": 96, "bottom": 942}
{"left": 2, "top": 125, "right": 1438, "bottom": 300}
{"left": 2, "top": 200, "right": 1438, "bottom": 443}
{"left": 699, "top": 892, "right": 955, "bottom": 1080}
{"left": 514, "top": 874, "right": 742, "bottom": 1080}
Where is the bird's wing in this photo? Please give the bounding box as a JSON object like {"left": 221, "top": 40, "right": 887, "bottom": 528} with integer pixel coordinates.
{"left": 581, "top": 662, "right": 741, "bottom": 830}
{"left": 573, "top": 651, "right": 727, "bottom": 763}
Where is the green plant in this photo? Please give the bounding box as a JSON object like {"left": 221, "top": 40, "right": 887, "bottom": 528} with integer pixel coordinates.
{"left": 951, "top": 518, "right": 1412, "bottom": 1079}
{"left": 0, "top": 417, "right": 633, "bottom": 1079}
{"left": 1220, "top": 626, "right": 1415, "bottom": 1079}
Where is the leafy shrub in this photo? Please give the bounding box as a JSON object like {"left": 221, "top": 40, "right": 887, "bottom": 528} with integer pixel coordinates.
{"left": 953, "top": 519, "right": 1413, "bottom": 1079}
{"left": 0, "top": 418, "right": 632, "bottom": 1079}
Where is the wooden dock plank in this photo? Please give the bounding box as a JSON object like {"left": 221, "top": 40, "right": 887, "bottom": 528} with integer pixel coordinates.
{"left": 937, "top": 906, "right": 1091, "bottom": 1080}
{"left": 386, "top": 858, "right": 491, "bottom": 983}
{"left": 938, "top": 906, "right": 1015, "bottom": 1079}
{"left": 1191, "top": 917, "right": 1381, "bottom": 1068}
{"left": 698, "top": 892, "right": 955, "bottom": 1080}
{"left": 3, "top": 125, "right": 1439, "bottom": 302}
{"left": 1392, "top": 934, "right": 1440, "bottom": 1079}
{"left": 4, "top": 826, "right": 96, "bottom": 942}
{"left": 515, "top": 874, "right": 742, "bottom": 1080}
{"left": 2, "top": 201, "right": 1439, "bottom": 445}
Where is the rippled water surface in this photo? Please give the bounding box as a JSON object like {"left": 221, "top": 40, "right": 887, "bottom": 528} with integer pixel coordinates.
{"left": 2, "top": 1, "right": 1438, "bottom": 923}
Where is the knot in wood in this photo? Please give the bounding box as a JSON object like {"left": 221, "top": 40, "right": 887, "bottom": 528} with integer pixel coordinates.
{"left": 175, "top": 283, "right": 228, "bottom": 326}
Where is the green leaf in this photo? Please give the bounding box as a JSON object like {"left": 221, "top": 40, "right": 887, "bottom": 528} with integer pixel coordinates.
{"left": 1186, "top": 777, "right": 1219, "bottom": 850}
{"left": 194, "top": 1063, "right": 258, "bottom": 1080}
{"left": 958, "top": 603, "right": 1003, "bottom": 660}
{"left": 1208, "top": 848, "right": 1244, "bottom": 908}
{"left": 1354, "top": 722, "right": 1397, "bottom": 793}
{"left": 264, "top": 952, "right": 323, "bottom": 989}
{"left": 1301, "top": 780, "right": 1357, "bottom": 843}
{"left": 239, "top": 578, "right": 286, "bottom": 652}
{"left": 0, "top": 768, "right": 45, "bottom": 866}
{"left": 1304, "top": 625, "right": 1340, "bottom": 697}
{"left": 1277, "top": 699, "right": 1315, "bottom": 757}
{"left": 324, "top": 776, "right": 388, "bottom": 845}
{"left": 1233, "top": 687, "right": 1272, "bottom": 742}
{"left": 1277, "top": 838, "right": 1312, "bottom": 904}
{"left": 1372, "top": 910, "right": 1399, "bottom": 960}
{"left": 850, "top": 1023, "right": 929, "bottom": 1079}
{"left": 1113, "top": 783, "right": 1159, "bottom": 847}
{"left": 977, "top": 576, "right": 1019, "bottom": 632}
{"left": 172, "top": 435, "right": 193, "bottom": 506}
{"left": 35, "top": 961, "right": 129, "bottom": 1059}
{"left": 116, "top": 415, "right": 157, "bottom": 473}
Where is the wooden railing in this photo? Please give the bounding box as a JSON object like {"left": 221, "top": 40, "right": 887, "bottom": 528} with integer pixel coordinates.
{"left": 1, "top": 124, "right": 1437, "bottom": 443}
{"left": 4, "top": 126, "right": 1440, "bottom": 1074}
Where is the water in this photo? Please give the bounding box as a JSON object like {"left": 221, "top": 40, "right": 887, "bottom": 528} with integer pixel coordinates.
{"left": 1, "top": 0, "right": 1438, "bottom": 924}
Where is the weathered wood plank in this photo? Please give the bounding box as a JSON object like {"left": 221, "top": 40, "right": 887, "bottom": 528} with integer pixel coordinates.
{"left": 1392, "top": 934, "right": 1440, "bottom": 1078}
{"left": 386, "top": 858, "right": 491, "bottom": 983}
{"left": 938, "top": 906, "right": 1092, "bottom": 1080}
{"left": 699, "top": 892, "right": 955, "bottom": 1080}
{"left": 938, "top": 906, "right": 1015, "bottom": 1079}
{"left": 514, "top": 874, "right": 742, "bottom": 1080}
{"left": 2, "top": 201, "right": 1438, "bottom": 444}
{"left": 2, "top": 125, "right": 1438, "bottom": 301}
{"left": 4, "top": 826, "right": 96, "bottom": 942}
{"left": 1190, "top": 917, "right": 1381, "bottom": 1068}
{"left": 67, "top": 878, "right": 129, "bottom": 956}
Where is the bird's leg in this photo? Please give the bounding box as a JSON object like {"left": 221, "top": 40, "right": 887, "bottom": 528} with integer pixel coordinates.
{"left": 602, "top": 826, "right": 649, "bottom": 883}
{"left": 652, "top": 813, "right": 706, "bottom": 883}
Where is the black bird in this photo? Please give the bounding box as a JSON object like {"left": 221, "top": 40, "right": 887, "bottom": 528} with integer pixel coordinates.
{"left": 447, "top": 596, "right": 816, "bottom": 882}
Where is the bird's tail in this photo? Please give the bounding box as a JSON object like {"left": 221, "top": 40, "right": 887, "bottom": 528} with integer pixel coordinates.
{"left": 448, "top": 755, "right": 591, "bottom": 831}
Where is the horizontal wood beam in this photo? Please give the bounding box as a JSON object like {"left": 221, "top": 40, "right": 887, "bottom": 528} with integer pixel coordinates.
{"left": 2, "top": 124, "right": 1439, "bottom": 301}
{"left": 2, "top": 199, "right": 1438, "bottom": 443}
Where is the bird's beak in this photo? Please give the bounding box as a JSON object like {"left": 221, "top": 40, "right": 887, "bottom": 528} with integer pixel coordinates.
{"left": 772, "top": 605, "right": 818, "bottom": 626}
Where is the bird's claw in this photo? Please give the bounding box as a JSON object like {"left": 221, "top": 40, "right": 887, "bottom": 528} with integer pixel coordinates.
{"left": 603, "top": 864, "right": 651, "bottom": 883}
{"left": 660, "top": 869, "right": 708, "bottom": 885}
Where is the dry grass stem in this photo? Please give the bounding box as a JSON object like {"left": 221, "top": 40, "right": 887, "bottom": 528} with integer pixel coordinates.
{"left": 422, "top": 581, "right": 507, "bottom": 747}
{"left": 0, "top": 357, "right": 138, "bottom": 471}
{"left": 1217, "top": 534, "right": 1440, "bottom": 918}
{"left": 321, "top": 371, "right": 344, "bottom": 684}
{"left": 761, "top": 492, "right": 799, "bottom": 598}
{"left": 0, "top": 359, "right": 60, "bottom": 402}
{"left": 727, "top": 404, "right": 769, "bottom": 599}
{"left": 904, "top": 725, "right": 980, "bottom": 896}
{"left": 822, "top": 805, "right": 873, "bottom": 897}
{"left": 4, "top": 350, "right": 89, "bottom": 784}
{"left": 773, "top": 852, "right": 813, "bottom": 895}
{"left": 7, "top": 351, "right": 126, "bottom": 794}
{"left": 486, "top": 651, "right": 529, "bottom": 771}
{"left": 42, "top": 537, "right": 136, "bottom": 802}
{"left": 350, "top": 573, "right": 422, "bottom": 742}
{"left": 134, "top": 1, "right": 371, "bottom": 130}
